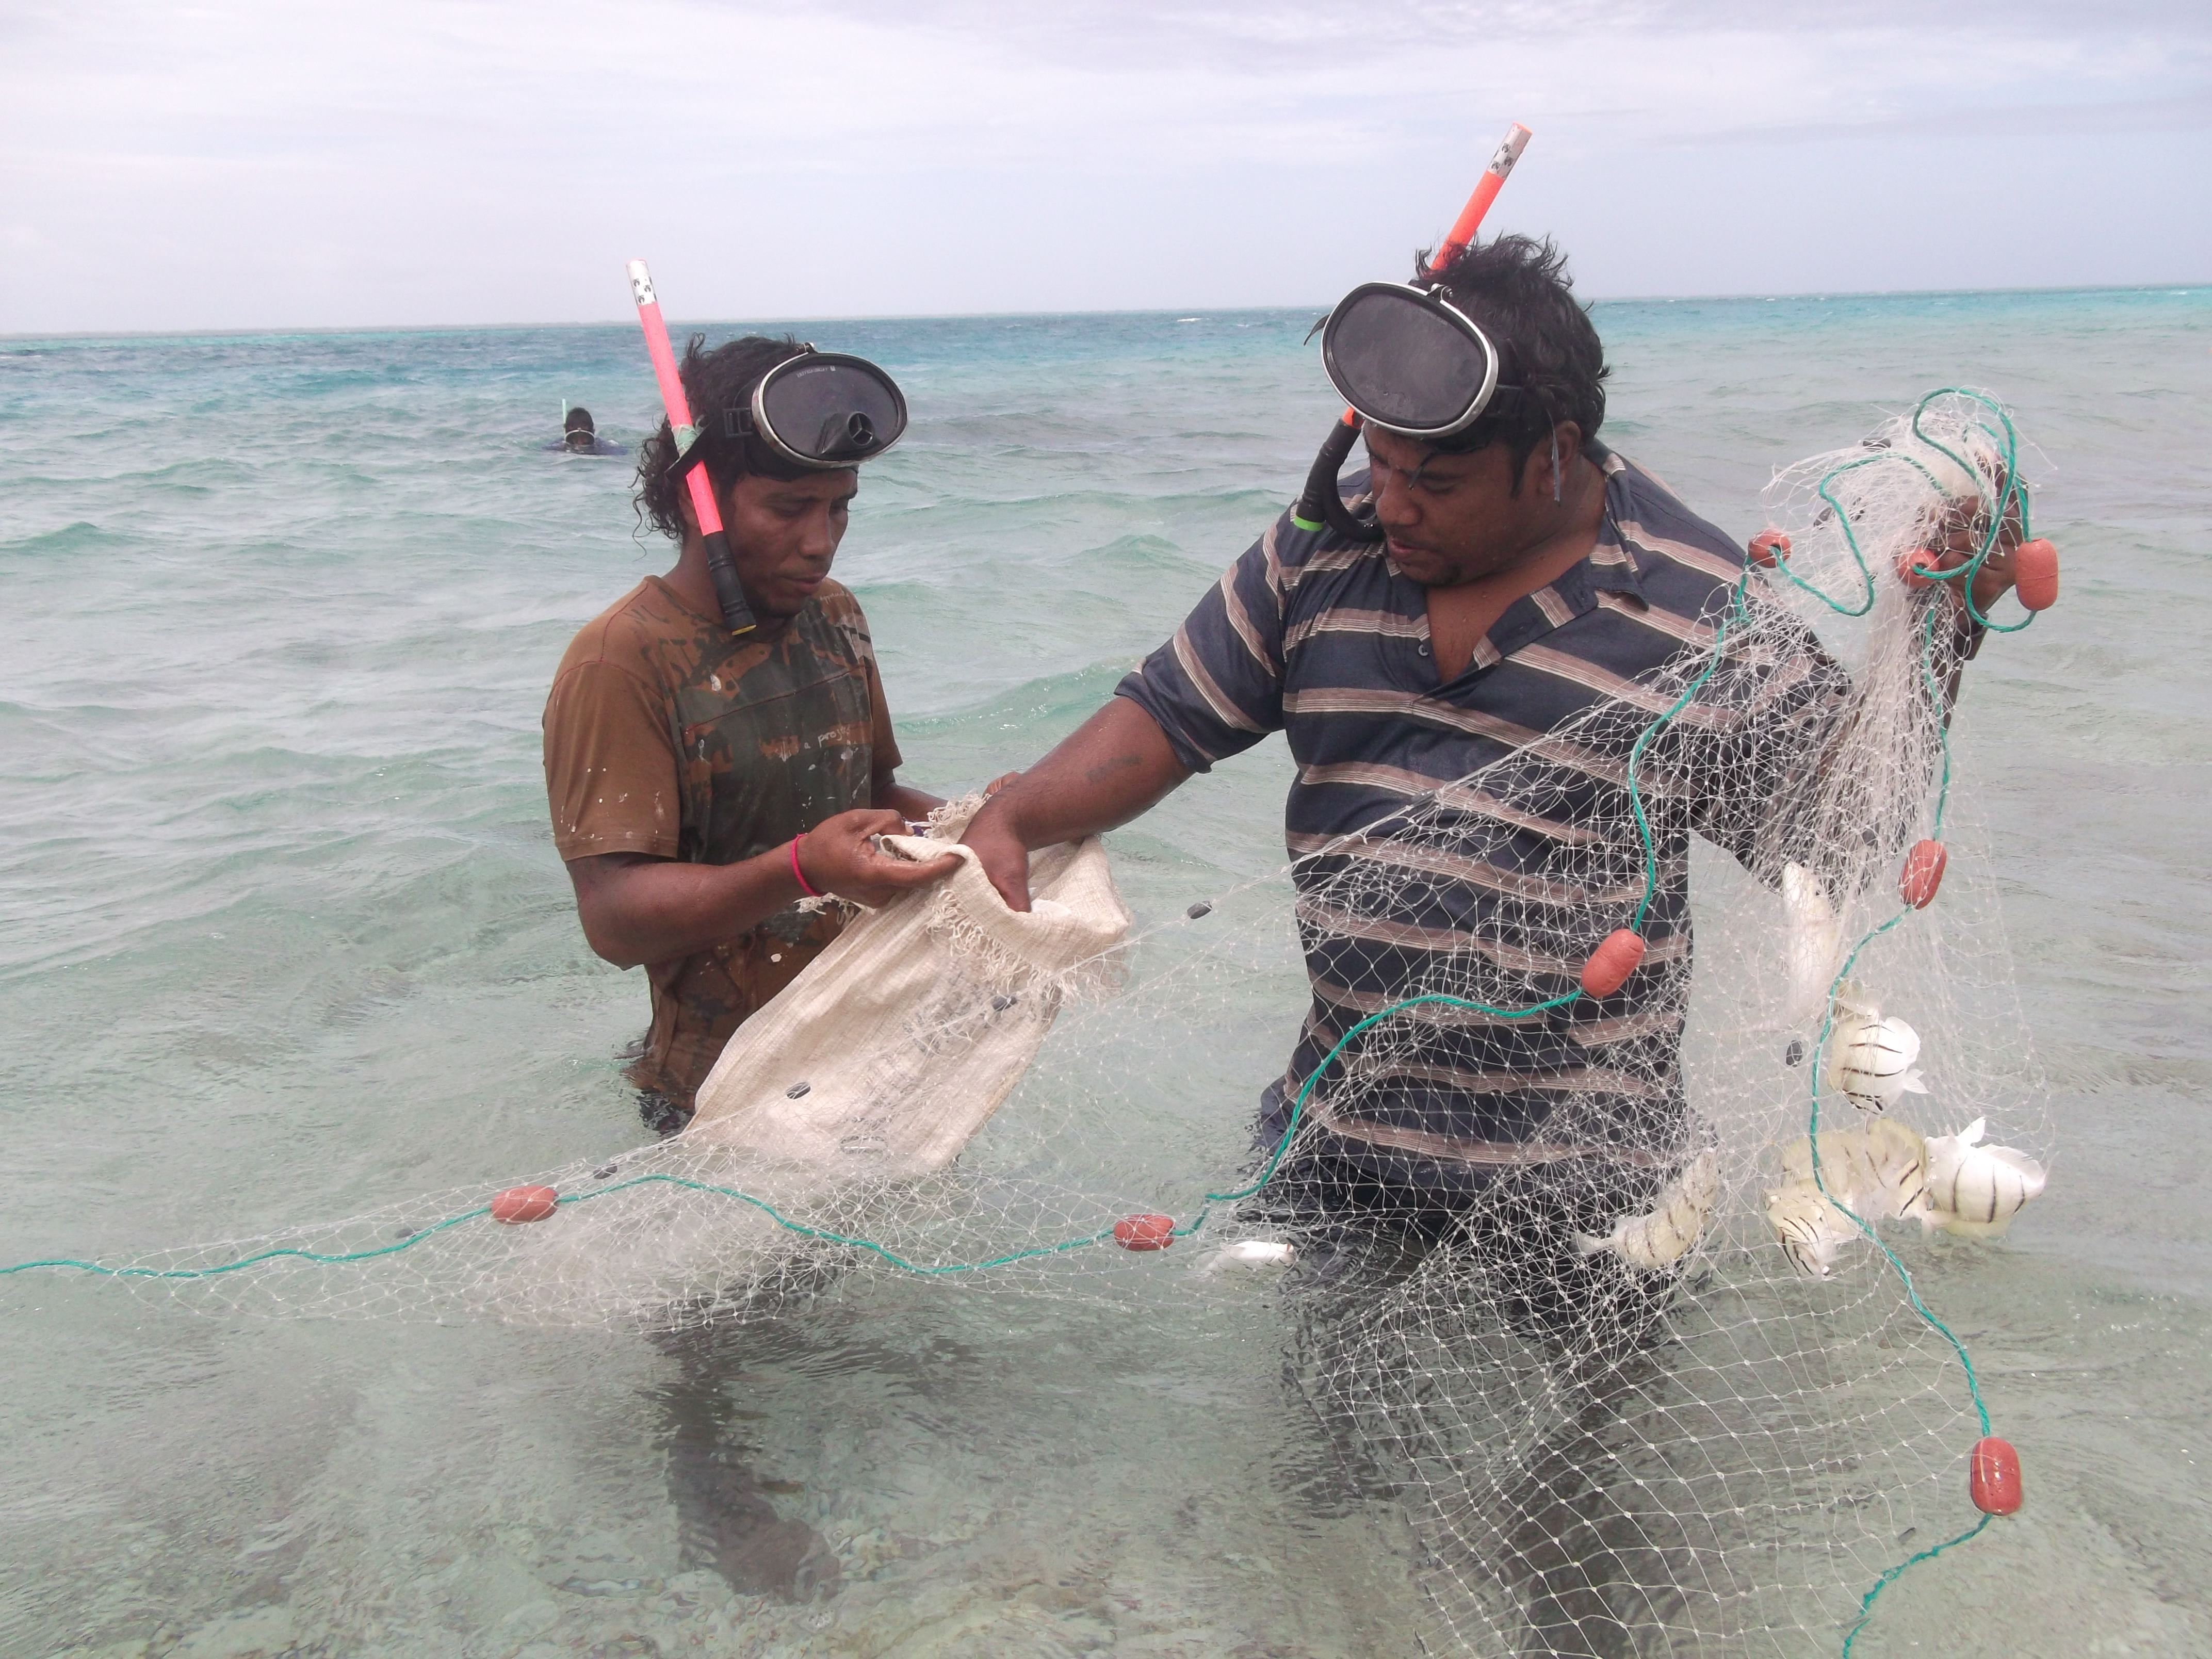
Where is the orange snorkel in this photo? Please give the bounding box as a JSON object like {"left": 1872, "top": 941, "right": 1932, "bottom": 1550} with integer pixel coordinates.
{"left": 1290, "top": 121, "right": 1533, "bottom": 538}
{"left": 1432, "top": 123, "right": 1535, "bottom": 276}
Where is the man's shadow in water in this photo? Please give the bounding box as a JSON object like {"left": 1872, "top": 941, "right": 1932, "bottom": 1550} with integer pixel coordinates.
{"left": 632, "top": 1081, "right": 849, "bottom": 1603}
{"left": 646, "top": 1314, "right": 846, "bottom": 1603}
{"left": 1268, "top": 1156, "right": 1712, "bottom": 1658}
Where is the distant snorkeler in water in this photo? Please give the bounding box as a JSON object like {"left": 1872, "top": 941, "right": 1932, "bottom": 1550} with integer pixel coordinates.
{"left": 549, "top": 405, "right": 626, "bottom": 456}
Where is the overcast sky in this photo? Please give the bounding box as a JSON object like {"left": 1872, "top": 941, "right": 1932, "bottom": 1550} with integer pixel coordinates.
{"left": 3, "top": 0, "right": 2207, "bottom": 333}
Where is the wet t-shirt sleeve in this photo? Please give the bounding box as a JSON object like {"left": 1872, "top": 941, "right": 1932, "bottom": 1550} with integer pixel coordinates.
{"left": 543, "top": 658, "right": 683, "bottom": 861}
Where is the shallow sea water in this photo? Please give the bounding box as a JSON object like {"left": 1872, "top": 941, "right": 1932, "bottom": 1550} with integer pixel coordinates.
{"left": 2, "top": 288, "right": 2209, "bottom": 1657}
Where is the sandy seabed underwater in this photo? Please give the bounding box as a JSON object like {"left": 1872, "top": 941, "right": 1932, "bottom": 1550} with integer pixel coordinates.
{"left": 2, "top": 288, "right": 2210, "bottom": 1656}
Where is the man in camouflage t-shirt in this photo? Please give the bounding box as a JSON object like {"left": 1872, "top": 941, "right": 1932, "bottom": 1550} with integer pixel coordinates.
{"left": 544, "top": 335, "right": 955, "bottom": 1134}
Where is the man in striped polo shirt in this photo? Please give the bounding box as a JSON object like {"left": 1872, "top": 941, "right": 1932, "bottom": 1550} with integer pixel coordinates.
{"left": 962, "top": 237, "right": 2030, "bottom": 1246}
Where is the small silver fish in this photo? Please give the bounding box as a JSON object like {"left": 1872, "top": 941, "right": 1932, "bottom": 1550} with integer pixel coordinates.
{"left": 1766, "top": 1118, "right": 1932, "bottom": 1276}
{"left": 1921, "top": 1117, "right": 2046, "bottom": 1238}
{"left": 1825, "top": 988, "right": 1929, "bottom": 1114}
{"left": 1777, "top": 1118, "right": 1930, "bottom": 1224}
{"left": 1765, "top": 1181, "right": 1862, "bottom": 1278}
{"left": 1199, "top": 1239, "right": 1297, "bottom": 1275}
{"left": 1782, "top": 863, "right": 1843, "bottom": 1023}
{"left": 1575, "top": 1150, "right": 1720, "bottom": 1272}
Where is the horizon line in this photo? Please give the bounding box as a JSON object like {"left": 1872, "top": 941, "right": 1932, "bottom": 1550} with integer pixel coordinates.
{"left": 3, "top": 278, "right": 2203, "bottom": 347}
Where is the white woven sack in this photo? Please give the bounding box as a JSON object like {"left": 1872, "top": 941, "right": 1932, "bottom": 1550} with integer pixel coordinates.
{"left": 687, "top": 808, "right": 1130, "bottom": 1188}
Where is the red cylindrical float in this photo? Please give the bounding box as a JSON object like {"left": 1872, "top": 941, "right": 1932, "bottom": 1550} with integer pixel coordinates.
{"left": 1113, "top": 1213, "right": 1176, "bottom": 1251}
{"left": 1969, "top": 1436, "right": 2023, "bottom": 1515}
{"left": 491, "top": 1185, "right": 560, "bottom": 1225}
{"left": 1897, "top": 549, "right": 1942, "bottom": 590}
{"left": 2013, "top": 539, "right": 2059, "bottom": 611}
{"left": 1748, "top": 530, "right": 1791, "bottom": 569}
{"left": 1900, "top": 839, "right": 1948, "bottom": 909}
{"left": 1580, "top": 930, "right": 1646, "bottom": 998}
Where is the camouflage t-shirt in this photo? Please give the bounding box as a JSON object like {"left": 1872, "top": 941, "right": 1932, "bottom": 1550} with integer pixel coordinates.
{"left": 543, "top": 575, "right": 901, "bottom": 1105}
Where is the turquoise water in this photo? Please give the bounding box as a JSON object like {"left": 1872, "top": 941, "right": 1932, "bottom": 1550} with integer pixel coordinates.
{"left": 3, "top": 288, "right": 2210, "bottom": 1655}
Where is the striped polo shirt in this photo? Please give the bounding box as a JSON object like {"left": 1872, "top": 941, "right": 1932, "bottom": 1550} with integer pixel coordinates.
{"left": 1117, "top": 448, "right": 1847, "bottom": 1189}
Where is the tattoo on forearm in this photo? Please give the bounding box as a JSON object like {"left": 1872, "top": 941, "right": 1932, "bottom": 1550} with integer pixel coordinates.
{"left": 1083, "top": 753, "right": 1142, "bottom": 786}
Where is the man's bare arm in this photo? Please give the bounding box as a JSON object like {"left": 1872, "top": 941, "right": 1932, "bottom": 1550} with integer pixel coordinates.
{"left": 566, "top": 808, "right": 955, "bottom": 969}
{"left": 961, "top": 697, "right": 1192, "bottom": 911}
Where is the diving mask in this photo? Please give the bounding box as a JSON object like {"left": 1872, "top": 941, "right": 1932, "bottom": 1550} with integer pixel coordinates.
{"left": 1320, "top": 281, "right": 1522, "bottom": 443}
{"left": 715, "top": 348, "right": 908, "bottom": 469}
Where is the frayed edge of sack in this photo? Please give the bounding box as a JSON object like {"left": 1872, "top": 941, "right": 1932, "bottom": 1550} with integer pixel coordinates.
{"left": 924, "top": 892, "right": 1127, "bottom": 1004}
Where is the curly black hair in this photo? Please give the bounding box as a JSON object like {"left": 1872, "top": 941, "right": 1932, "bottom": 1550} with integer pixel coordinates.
{"left": 1418, "top": 234, "right": 1611, "bottom": 493}
{"left": 632, "top": 334, "right": 819, "bottom": 542}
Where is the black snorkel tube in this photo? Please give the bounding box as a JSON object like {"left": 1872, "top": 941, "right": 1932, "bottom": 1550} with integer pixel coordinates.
{"left": 1293, "top": 412, "right": 1374, "bottom": 542}
{"left": 1289, "top": 122, "right": 1533, "bottom": 543}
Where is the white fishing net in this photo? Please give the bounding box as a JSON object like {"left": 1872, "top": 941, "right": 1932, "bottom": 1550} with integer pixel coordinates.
{"left": 8, "top": 392, "right": 2053, "bottom": 1656}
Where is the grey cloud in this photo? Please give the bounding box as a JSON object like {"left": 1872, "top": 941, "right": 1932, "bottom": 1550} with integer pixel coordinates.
{"left": 742, "top": 0, "right": 2212, "bottom": 72}
{"left": 1646, "top": 91, "right": 2212, "bottom": 145}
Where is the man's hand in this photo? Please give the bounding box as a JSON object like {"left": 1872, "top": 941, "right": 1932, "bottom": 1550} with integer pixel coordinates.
{"left": 961, "top": 699, "right": 1192, "bottom": 914}
{"left": 964, "top": 809, "right": 1038, "bottom": 913}
{"left": 1911, "top": 492, "right": 2050, "bottom": 620}
{"left": 797, "top": 809, "right": 958, "bottom": 908}
{"left": 566, "top": 808, "right": 957, "bottom": 969}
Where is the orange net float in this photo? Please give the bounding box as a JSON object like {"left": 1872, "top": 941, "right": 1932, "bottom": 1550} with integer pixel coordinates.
{"left": 1747, "top": 529, "right": 1791, "bottom": 568}
{"left": 490, "top": 1185, "right": 560, "bottom": 1225}
{"left": 1969, "top": 1436, "right": 2024, "bottom": 1515}
{"left": 1580, "top": 930, "right": 1646, "bottom": 998}
{"left": 1113, "top": 1213, "right": 1176, "bottom": 1251}
{"left": 2013, "top": 538, "right": 2059, "bottom": 611}
{"left": 1897, "top": 548, "right": 1943, "bottom": 590}
{"left": 1900, "top": 839, "right": 1948, "bottom": 909}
